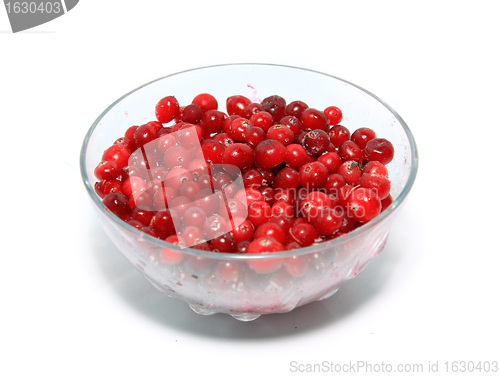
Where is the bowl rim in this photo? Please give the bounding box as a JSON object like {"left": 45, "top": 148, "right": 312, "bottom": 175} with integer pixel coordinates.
{"left": 80, "top": 63, "right": 418, "bottom": 260}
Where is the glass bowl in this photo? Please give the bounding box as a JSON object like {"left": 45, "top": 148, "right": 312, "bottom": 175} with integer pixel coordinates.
{"left": 80, "top": 64, "right": 418, "bottom": 321}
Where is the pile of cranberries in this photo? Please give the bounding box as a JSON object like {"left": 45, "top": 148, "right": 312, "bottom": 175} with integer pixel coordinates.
{"left": 94, "top": 93, "right": 394, "bottom": 258}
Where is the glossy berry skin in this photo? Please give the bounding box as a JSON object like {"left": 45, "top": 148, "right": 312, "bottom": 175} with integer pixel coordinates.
{"left": 358, "top": 173, "right": 391, "bottom": 200}
{"left": 246, "top": 237, "right": 285, "bottom": 274}
{"left": 314, "top": 208, "right": 343, "bottom": 236}
{"left": 245, "top": 127, "right": 266, "bottom": 146}
{"left": 324, "top": 106, "right": 343, "bottom": 125}
{"left": 273, "top": 167, "right": 299, "bottom": 190}
{"left": 230, "top": 117, "right": 253, "bottom": 142}
{"left": 192, "top": 93, "right": 218, "bottom": 112}
{"left": 94, "top": 160, "right": 121, "bottom": 181}
{"left": 222, "top": 143, "right": 254, "bottom": 170}
{"left": 226, "top": 95, "right": 252, "bottom": 117}
{"left": 261, "top": 95, "right": 286, "bottom": 123}
{"left": 363, "top": 138, "right": 395, "bottom": 165}
{"left": 102, "top": 192, "right": 129, "bottom": 218}
{"left": 338, "top": 161, "right": 363, "bottom": 185}
{"left": 266, "top": 124, "right": 295, "bottom": 146}
{"left": 200, "top": 110, "right": 225, "bottom": 134}
{"left": 254, "top": 140, "right": 286, "bottom": 169}
{"left": 254, "top": 222, "right": 287, "bottom": 245}
{"left": 250, "top": 111, "right": 274, "bottom": 132}
{"left": 284, "top": 144, "right": 309, "bottom": 170}
{"left": 299, "top": 161, "right": 328, "bottom": 189}
{"left": 155, "top": 96, "right": 179, "bottom": 123}
{"left": 102, "top": 144, "right": 131, "bottom": 169}
{"left": 247, "top": 200, "right": 272, "bottom": 228}
{"left": 302, "top": 129, "right": 330, "bottom": 155}
{"left": 347, "top": 187, "right": 382, "bottom": 223}
{"left": 363, "top": 161, "right": 389, "bottom": 178}
{"left": 300, "top": 108, "right": 329, "bottom": 131}
{"left": 285, "top": 100, "right": 308, "bottom": 118}
{"left": 328, "top": 125, "right": 350, "bottom": 148}
{"left": 180, "top": 104, "right": 203, "bottom": 124}
{"left": 351, "top": 127, "right": 376, "bottom": 149}
{"left": 317, "top": 152, "right": 342, "bottom": 174}
{"left": 288, "top": 223, "right": 319, "bottom": 247}
{"left": 339, "top": 140, "right": 363, "bottom": 163}
{"left": 201, "top": 140, "right": 225, "bottom": 164}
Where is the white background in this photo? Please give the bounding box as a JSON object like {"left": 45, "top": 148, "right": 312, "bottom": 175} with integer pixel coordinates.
{"left": 1, "top": 1, "right": 499, "bottom": 375}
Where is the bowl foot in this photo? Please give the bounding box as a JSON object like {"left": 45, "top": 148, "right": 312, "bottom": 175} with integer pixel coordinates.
{"left": 230, "top": 313, "right": 261, "bottom": 322}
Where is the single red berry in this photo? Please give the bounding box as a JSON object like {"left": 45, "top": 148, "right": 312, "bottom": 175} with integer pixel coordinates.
{"left": 234, "top": 187, "right": 265, "bottom": 206}
{"left": 288, "top": 223, "right": 319, "bottom": 247}
{"left": 363, "top": 161, "right": 389, "bottom": 178}
{"left": 242, "top": 168, "right": 265, "bottom": 188}
{"left": 338, "top": 160, "right": 363, "bottom": 185}
{"left": 222, "top": 143, "right": 255, "bottom": 170}
{"left": 298, "top": 161, "right": 328, "bottom": 189}
{"left": 254, "top": 139, "right": 286, "bottom": 169}
{"left": 347, "top": 187, "right": 382, "bottom": 223}
{"left": 317, "top": 151, "right": 342, "bottom": 174}
{"left": 285, "top": 100, "right": 308, "bottom": 118}
{"left": 351, "top": 127, "right": 376, "bottom": 149}
{"left": 180, "top": 104, "right": 203, "bottom": 124}
{"left": 192, "top": 93, "right": 218, "bottom": 111}
{"left": 247, "top": 200, "right": 272, "bottom": 228}
{"left": 200, "top": 110, "right": 226, "bottom": 134}
{"left": 261, "top": 95, "right": 287, "bottom": 123}
{"left": 302, "top": 129, "right": 330, "bottom": 155}
{"left": 163, "top": 145, "right": 192, "bottom": 169}
{"left": 230, "top": 117, "right": 253, "bottom": 142}
{"left": 363, "top": 138, "right": 395, "bottom": 165}
{"left": 230, "top": 217, "right": 255, "bottom": 243}
{"left": 300, "top": 108, "right": 328, "bottom": 131}
{"left": 358, "top": 173, "right": 391, "bottom": 200}
{"left": 203, "top": 214, "right": 230, "bottom": 239}
{"left": 245, "top": 126, "right": 266, "bottom": 146}
{"left": 298, "top": 191, "right": 334, "bottom": 221}
{"left": 201, "top": 140, "right": 225, "bottom": 164}
{"left": 226, "top": 95, "right": 252, "bottom": 117}
{"left": 284, "top": 144, "right": 309, "bottom": 170}
{"left": 328, "top": 125, "right": 350, "bottom": 148}
{"left": 324, "top": 173, "right": 347, "bottom": 195}
{"left": 213, "top": 132, "right": 234, "bottom": 148}
{"left": 246, "top": 237, "right": 284, "bottom": 274}
{"left": 273, "top": 166, "right": 299, "bottom": 190}
{"left": 266, "top": 124, "right": 295, "bottom": 146}
{"left": 314, "top": 208, "right": 343, "bottom": 236}
{"left": 339, "top": 140, "right": 363, "bottom": 162}
{"left": 102, "top": 192, "right": 129, "bottom": 218}
{"left": 94, "top": 160, "right": 121, "bottom": 181}
{"left": 211, "top": 233, "right": 236, "bottom": 253}
{"left": 155, "top": 96, "right": 179, "bottom": 123}
{"left": 323, "top": 106, "right": 343, "bottom": 125}
{"left": 254, "top": 222, "right": 287, "bottom": 244}
{"left": 249, "top": 111, "right": 274, "bottom": 132}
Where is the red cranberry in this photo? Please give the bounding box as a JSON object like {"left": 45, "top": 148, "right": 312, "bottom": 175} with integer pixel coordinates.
{"left": 155, "top": 96, "right": 179, "bottom": 123}
{"left": 328, "top": 125, "right": 350, "bottom": 148}
{"left": 300, "top": 108, "right": 328, "bottom": 131}
{"left": 222, "top": 143, "right": 254, "bottom": 170}
{"left": 317, "top": 152, "right": 342, "bottom": 174}
{"left": 298, "top": 161, "right": 328, "bottom": 189}
{"left": 254, "top": 140, "right": 286, "bottom": 169}
{"left": 288, "top": 223, "right": 319, "bottom": 246}
{"left": 351, "top": 127, "right": 376, "bottom": 149}
{"left": 261, "top": 95, "right": 286, "bottom": 123}
{"left": 200, "top": 110, "right": 225, "bottom": 134}
{"left": 285, "top": 100, "right": 308, "bottom": 118}
{"left": 249, "top": 111, "right": 274, "bottom": 132}
{"left": 302, "top": 129, "right": 330, "bottom": 155}
{"left": 284, "top": 144, "right": 309, "bottom": 170}
{"left": 226, "top": 95, "right": 252, "bottom": 117}
{"left": 192, "top": 93, "right": 218, "bottom": 111}
{"left": 363, "top": 138, "right": 395, "bottom": 165}
{"left": 347, "top": 187, "right": 382, "bottom": 223}
{"left": 266, "top": 124, "right": 295, "bottom": 146}
{"left": 323, "top": 106, "right": 343, "bottom": 125}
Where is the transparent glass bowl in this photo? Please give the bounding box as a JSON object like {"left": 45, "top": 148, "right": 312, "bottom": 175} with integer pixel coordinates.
{"left": 80, "top": 64, "right": 418, "bottom": 321}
